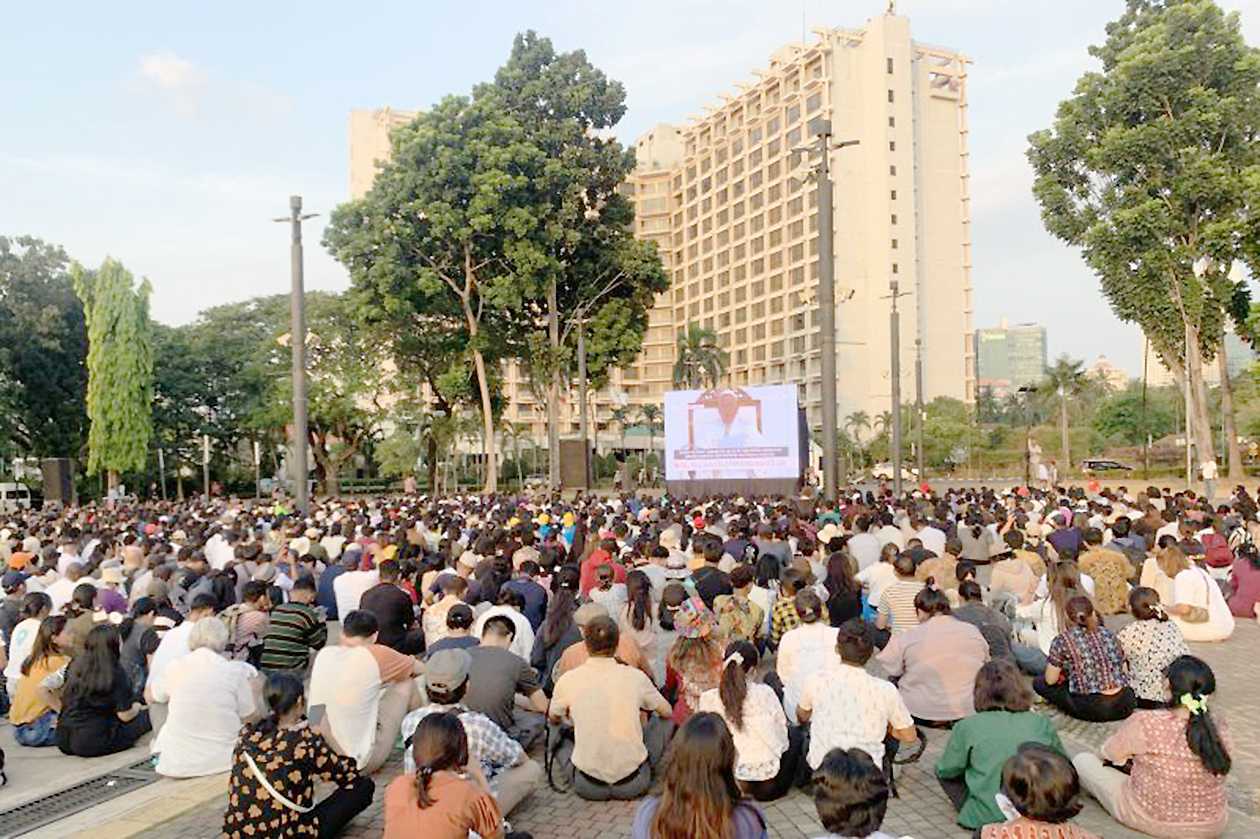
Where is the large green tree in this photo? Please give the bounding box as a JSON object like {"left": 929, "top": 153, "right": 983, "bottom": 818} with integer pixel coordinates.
{"left": 325, "top": 92, "right": 536, "bottom": 493}
{"left": 1028, "top": 0, "right": 1260, "bottom": 480}
{"left": 487, "top": 32, "right": 668, "bottom": 488}
{"left": 72, "top": 258, "right": 154, "bottom": 489}
{"left": 326, "top": 32, "right": 665, "bottom": 492}
{"left": 0, "top": 236, "right": 88, "bottom": 460}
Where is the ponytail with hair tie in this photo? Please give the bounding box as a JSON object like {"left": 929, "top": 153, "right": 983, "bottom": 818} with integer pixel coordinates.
{"left": 1180, "top": 693, "right": 1209, "bottom": 716}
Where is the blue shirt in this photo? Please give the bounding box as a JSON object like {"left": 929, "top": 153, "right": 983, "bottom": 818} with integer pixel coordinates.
{"left": 502, "top": 578, "right": 548, "bottom": 630}
{"left": 316, "top": 564, "right": 345, "bottom": 620}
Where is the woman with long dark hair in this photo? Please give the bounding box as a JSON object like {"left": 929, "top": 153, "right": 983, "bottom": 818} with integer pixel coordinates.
{"left": 619, "top": 569, "right": 658, "bottom": 661}
{"left": 1117, "top": 587, "right": 1189, "bottom": 709}
{"left": 11, "top": 615, "right": 71, "bottom": 746}
{"left": 383, "top": 711, "right": 506, "bottom": 839}
{"left": 697, "top": 640, "right": 803, "bottom": 802}
{"left": 118, "top": 597, "right": 161, "bottom": 701}
{"left": 223, "top": 672, "right": 373, "bottom": 839}
{"left": 531, "top": 565, "right": 581, "bottom": 693}
{"left": 631, "top": 712, "right": 768, "bottom": 838}
{"left": 822, "top": 551, "right": 863, "bottom": 627}
{"left": 1033, "top": 596, "right": 1135, "bottom": 723}
{"left": 1074, "top": 655, "right": 1231, "bottom": 838}
{"left": 56, "top": 624, "right": 151, "bottom": 756}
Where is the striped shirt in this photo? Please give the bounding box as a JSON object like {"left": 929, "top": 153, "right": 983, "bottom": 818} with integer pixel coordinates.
{"left": 877, "top": 579, "right": 924, "bottom": 634}
{"left": 259, "top": 602, "right": 327, "bottom": 671}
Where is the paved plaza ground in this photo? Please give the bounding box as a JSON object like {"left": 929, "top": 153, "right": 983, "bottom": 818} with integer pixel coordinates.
{"left": 6, "top": 610, "right": 1260, "bottom": 838}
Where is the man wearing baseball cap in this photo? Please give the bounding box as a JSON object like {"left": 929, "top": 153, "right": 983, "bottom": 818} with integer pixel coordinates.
{"left": 398, "top": 649, "right": 542, "bottom": 818}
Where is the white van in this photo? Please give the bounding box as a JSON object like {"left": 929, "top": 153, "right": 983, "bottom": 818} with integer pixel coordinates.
{"left": 0, "top": 482, "right": 32, "bottom": 513}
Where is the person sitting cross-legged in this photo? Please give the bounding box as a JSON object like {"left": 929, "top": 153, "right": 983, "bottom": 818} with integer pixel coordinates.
{"left": 223, "top": 672, "right": 374, "bottom": 839}
{"left": 548, "top": 615, "right": 674, "bottom": 801}
{"left": 797, "top": 619, "right": 917, "bottom": 774}
{"left": 935, "top": 659, "right": 1066, "bottom": 832}
{"left": 1033, "top": 596, "right": 1136, "bottom": 723}
{"left": 400, "top": 648, "right": 543, "bottom": 819}
{"left": 463, "top": 615, "right": 549, "bottom": 750}
{"left": 307, "top": 609, "right": 423, "bottom": 774}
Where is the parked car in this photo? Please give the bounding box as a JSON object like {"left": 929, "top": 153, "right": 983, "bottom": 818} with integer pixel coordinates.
{"left": 1080, "top": 458, "right": 1133, "bottom": 474}
{"left": 869, "top": 462, "right": 919, "bottom": 481}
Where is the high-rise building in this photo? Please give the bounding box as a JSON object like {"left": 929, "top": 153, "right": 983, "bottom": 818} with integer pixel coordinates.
{"left": 624, "top": 9, "right": 974, "bottom": 429}
{"left": 349, "top": 108, "right": 417, "bottom": 199}
{"left": 348, "top": 8, "right": 974, "bottom": 445}
{"left": 974, "top": 320, "right": 1046, "bottom": 395}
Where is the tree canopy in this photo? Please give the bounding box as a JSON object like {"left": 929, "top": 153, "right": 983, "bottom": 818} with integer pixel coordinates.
{"left": 1028, "top": 0, "right": 1260, "bottom": 466}
{"left": 0, "top": 235, "right": 88, "bottom": 460}
{"left": 72, "top": 258, "right": 154, "bottom": 485}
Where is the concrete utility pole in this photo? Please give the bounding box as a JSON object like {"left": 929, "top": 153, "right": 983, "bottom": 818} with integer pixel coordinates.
{"left": 887, "top": 281, "right": 906, "bottom": 496}
{"left": 274, "top": 196, "right": 318, "bottom": 515}
{"left": 806, "top": 120, "right": 859, "bottom": 501}
{"left": 914, "top": 337, "right": 925, "bottom": 481}
{"left": 576, "top": 318, "right": 591, "bottom": 489}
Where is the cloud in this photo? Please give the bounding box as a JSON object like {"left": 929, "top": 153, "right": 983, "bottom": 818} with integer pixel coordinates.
{"left": 137, "top": 50, "right": 209, "bottom": 115}
{"left": 140, "top": 51, "right": 199, "bottom": 90}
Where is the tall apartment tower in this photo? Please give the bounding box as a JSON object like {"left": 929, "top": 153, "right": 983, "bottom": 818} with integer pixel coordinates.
{"left": 625, "top": 10, "right": 973, "bottom": 430}
{"left": 349, "top": 108, "right": 417, "bottom": 199}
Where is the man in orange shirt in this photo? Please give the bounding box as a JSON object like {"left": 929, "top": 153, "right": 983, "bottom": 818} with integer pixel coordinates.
{"left": 554, "top": 602, "right": 655, "bottom": 684}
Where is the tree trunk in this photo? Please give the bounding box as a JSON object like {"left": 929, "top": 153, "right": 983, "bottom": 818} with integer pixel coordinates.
{"left": 1184, "top": 322, "right": 1217, "bottom": 477}
{"left": 107, "top": 470, "right": 119, "bottom": 492}
{"left": 468, "top": 337, "right": 497, "bottom": 494}
{"left": 426, "top": 435, "right": 438, "bottom": 493}
{"left": 1059, "top": 391, "right": 1070, "bottom": 477}
{"left": 547, "top": 277, "right": 561, "bottom": 490}
{"left": 1219, "top": 346, "right": 1243, "bottom": 479}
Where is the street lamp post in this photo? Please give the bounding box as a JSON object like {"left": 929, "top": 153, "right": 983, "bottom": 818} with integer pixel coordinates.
{"left": 273, "top": 196, "right": 318, "bottom": 516}
{"left": 803, "top": 120, "right": 859, "bottom": 501}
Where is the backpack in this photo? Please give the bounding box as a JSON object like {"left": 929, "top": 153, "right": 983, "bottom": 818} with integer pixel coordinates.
{"left": 218, "top": 603, "right": 262, "bottom": 664}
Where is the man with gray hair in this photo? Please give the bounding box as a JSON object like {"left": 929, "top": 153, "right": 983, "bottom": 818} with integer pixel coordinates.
{"left": 150, "top": 614, "right": 258, "bottom": 778}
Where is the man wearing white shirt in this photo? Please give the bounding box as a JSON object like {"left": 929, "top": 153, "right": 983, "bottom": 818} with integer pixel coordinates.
{"left": 910, "top": 515, "right": 947, "bottom": 558}
{"left": 146, "top": 594, "right": 217, "bottom": 700}
{"left": 45, "top": 562, "right": 85, "bottom": 614}
{"left": 205, "top": 530, "right": 236, "bottom": 571}
{"left": 332, "top": 561, "right": 379, "bottom": 623}
{"left": 874, "top": 513, "right": 905, "bottom": 551}
{"left": 55, "top": 534, "right": 81, "bottom": 576}
{"left": 847, "top": 515, "right": 881, "bottom": 571}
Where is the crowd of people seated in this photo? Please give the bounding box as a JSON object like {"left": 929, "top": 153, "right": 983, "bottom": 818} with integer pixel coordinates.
{"left": 0, "top": 477, "right": 1254, "bottom": 838}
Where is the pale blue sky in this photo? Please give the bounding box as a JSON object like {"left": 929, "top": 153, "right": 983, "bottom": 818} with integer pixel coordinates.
{"left": 4, "top": 0, "right": 1260, "bottom": 374}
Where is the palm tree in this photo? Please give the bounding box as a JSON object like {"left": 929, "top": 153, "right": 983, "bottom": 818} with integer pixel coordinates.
{"left": 639, "top": 404, "right": 663, "bottom": 466}
{"left": 610, "top": 405, "right": 634, "bottom": 453}
{"left": 874, "top": 411, "right": 893, "bottom": 437}
{"left": 844, "top": 411, "right": 872, "bottom": 446}
{"left": 1041, "top": 355, "right": 1087, "bottom": 475}
{"left": 672, "top": 323, "right": 729, "bottom": 389}
{"left": 501, "top": 421, "right": 529, "bottom": 488}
